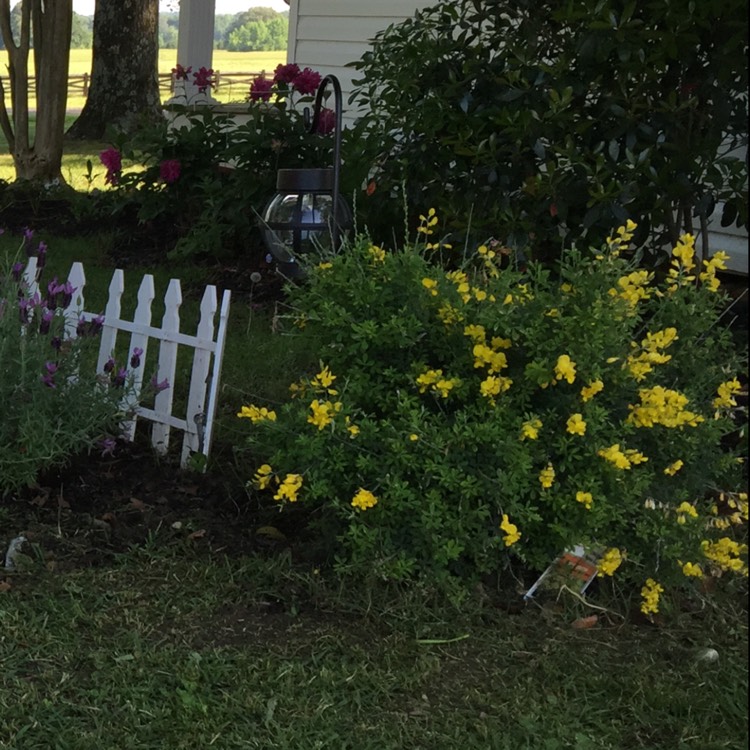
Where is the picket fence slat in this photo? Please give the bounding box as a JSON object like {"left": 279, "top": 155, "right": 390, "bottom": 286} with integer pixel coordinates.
{"left": 22, "top": 259, "right": 231, "bottom": 469}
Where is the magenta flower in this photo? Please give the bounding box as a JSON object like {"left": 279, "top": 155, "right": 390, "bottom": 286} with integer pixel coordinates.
{"left": 193, "top": 66, "right": 215, "bottom": 93}
{"left": 292, "top": 67, "right": 322, "bottom": 95}
{"left": 316, "top": 107, "right": 336, "bottom": 135}
{"left": 172, "top": 64, "right": 192, "bottom": 81}
{"left": 249, "top": 75, "right": 274, "bottom": 102}
{"left": 100, "top": 147, "right": 122, "bottom": 186}
{"left": 273, "top": 63, "right": 301, "bottom": 85}
{"left": 159, "top": 159, "right": 181, "bottom": 184}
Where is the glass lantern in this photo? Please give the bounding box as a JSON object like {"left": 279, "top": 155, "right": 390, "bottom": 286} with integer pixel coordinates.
{"left": 262, "top": 167, "right": 352, "bottom": 277}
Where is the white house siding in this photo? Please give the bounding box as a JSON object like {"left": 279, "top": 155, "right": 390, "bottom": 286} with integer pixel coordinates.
{"left": 287, "top": 0, "right": 434, "bottom": 122}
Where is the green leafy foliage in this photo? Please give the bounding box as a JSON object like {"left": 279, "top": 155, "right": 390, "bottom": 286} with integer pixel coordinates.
{"left": 237, "top": 221, "right": 747, "bottom": 608}
{"left": 348, "top": 0, "right": 748, "bottom": 262}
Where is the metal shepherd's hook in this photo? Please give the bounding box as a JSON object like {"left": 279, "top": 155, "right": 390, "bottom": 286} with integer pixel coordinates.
{"left": 305, "top": 74, "right": 344, "bottom": 250}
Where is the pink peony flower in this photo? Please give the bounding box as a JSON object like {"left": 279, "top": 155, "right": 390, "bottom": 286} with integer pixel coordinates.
{"left": 292, "top": 67, "right": 322, "bottom": 95}
{"left": 249, "top": 75, "right": 274, "bottom": 101}
{"left": 159, "top": 159, "right": 181, "bottom": 184}
{"left": 315, "top": 107, "right": 336, "bottom": 135}
{"left": 100, "top": 147, "right": 122, "bottom": 186}
{"left": 193, "top": 66, "right": 215, "bottom": 93}
{"left": 273, "top": 63, "right": 301, "bottom": 85}
{"left": 172, "top": 64, "right": 192, "bottom": 81}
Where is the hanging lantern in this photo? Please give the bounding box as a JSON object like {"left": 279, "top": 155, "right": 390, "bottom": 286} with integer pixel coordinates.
{"left": 262, "top": 167, "right": 352, "bottom": 277}
{"left": 261, "top": 74, "right": 352, "bottom": 278}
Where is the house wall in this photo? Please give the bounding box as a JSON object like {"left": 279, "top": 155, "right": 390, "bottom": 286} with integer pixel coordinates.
{"left": 287, "top": 0, "right": 434, "bottom": 122}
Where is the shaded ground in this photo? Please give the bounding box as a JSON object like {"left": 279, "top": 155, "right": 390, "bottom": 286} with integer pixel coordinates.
{"left": 1, "top": 435, "right": 279, "bottom": 576}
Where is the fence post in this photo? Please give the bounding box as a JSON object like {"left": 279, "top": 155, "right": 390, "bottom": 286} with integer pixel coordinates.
{"left": 82, "top": 72, "right": 89, "bottom": 97}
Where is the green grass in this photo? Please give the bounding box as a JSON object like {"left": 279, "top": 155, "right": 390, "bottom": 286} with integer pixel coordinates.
{"left": 0, "top": 546, "right": 747, "bottom": 749}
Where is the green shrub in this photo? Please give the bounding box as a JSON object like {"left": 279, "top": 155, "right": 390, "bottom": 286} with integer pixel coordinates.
{"left": 237, "top": 218, "right": 747, "bottom": 613}
{"left": 0, "top": 232, "right": 150, "bottom": 497}
{"left": 348, "top": 0, "right": 748, "bottom": 261}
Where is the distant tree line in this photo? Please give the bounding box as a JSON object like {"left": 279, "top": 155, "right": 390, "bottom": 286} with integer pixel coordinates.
{"left": 1, "top": 6, "right": 287, "bottom": 51}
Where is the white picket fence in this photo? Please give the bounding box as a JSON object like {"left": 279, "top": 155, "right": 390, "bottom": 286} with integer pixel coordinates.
{"left": 23, "top": 258, "right": 231, "bottom": 468}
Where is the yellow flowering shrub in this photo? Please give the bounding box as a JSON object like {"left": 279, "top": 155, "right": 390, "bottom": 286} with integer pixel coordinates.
{"left": 238, "top": 226, "right": 747, "bottom": 602}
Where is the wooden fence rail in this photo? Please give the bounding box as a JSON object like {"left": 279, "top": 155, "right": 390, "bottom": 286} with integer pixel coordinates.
{"left": 22, "top": 257, "right": 231, "bottom": 469}
{"left": 19, "top": 71, "right": 265, "bottom": 100}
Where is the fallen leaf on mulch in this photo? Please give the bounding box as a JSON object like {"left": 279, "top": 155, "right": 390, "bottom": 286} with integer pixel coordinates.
{"left": 188, "top": 529, "right": 207, "bottom": 540}
{"left": 129, "top": 498, "right": 147, "bottom": 511}
{"left": 571, "top": 615, "right": 598, "bottom": 629}
{"left": 0, "top": 580, "right": 11, "bottom": 593}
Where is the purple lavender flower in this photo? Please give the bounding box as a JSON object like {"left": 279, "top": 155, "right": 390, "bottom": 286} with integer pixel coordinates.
{"left": 89, "top": 314, "right": 105, "bottom": 336}
{"left": 37, "top": 242, "right": 48, "bottom": 270}
{"left": 39, "top": 308, "right": 54, "bottom": 335}
{"left": 103, "top": 357, "right": 116, "bottom": 373}
{"left": 151, "top": 375, "right": 170, "bottom": 394}
{"left": 41, "top": 361, "right": 58, "bottom": 388}
{"left": 51, "top": 336, "right": 62, "bottom": 351}
{"left": 60, "top": 281, "right": 74, "bottom": 310}
{"left": 112, "top": 367, "right": 128, "bottom": 388}
{"left": 11, "top": 262, "right": 24, "bottom": 281}
{"left": 99, "top": 437, "right": 117, "bottom": 457}
{"left": 76, "top": 316, "right": 87, "bottom": 337}
{"left": 130, "top": 347, "right": 144, "bottom": 369}
{"left": 23, "top": 227, "right": 34, "bottom": 255}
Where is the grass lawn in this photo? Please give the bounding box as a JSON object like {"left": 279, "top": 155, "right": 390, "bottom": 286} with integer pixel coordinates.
{"left": 1, "top": 542, "right": 747, "bottom": 749}
{"left": 1, "top": 139, "right": 748, "bottom": 750}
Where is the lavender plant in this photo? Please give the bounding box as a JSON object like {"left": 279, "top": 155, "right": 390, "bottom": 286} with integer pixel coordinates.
{"left": 0, "top": 231, "right": 140, "bottom": 497}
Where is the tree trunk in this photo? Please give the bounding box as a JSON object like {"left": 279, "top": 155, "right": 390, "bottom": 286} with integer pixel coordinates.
{"left": 66, "top": 0, "right": 161, "bottom": 140}
{"left": 0, "top": 0, "right": 72, "bottom": 185}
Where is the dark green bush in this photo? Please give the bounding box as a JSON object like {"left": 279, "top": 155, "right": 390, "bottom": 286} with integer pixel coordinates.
{"left": 348, "top": 0, "right": 748, "bottom": 262}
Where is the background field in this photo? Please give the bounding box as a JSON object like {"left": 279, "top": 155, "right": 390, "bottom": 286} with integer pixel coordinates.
{"left": 0, "top": 48, "right": 287, "bottom": 111}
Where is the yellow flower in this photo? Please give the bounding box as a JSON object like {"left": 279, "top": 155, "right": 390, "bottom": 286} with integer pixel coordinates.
{"left": 566, "top": 413, "right": 586, "bottom": 436}
{"left": 434, "top": 378, "right": 460, "bottom": 398}
{"left": 627, "top": 386, "right": 704, "bottom": 428}
{"left": 473, "top": 344, "right": 507, "bottom": 373}
{"left": 599, "top": 548, "right": 623, "bottom": 576}
{"left": 520, "top": 418, "right": 542, "bottom": 441}
{"left": 664, "top": 460, "right": 684, "bottom": 476}
{"left": 598, "top": 444, "right": 632, "bottom": 470}
{"left": 491, "top": 336, "right": 512, "bottom": 350}
{"left": 640, "top": 578, "right": 664, "bottom": 615}
{"left": 681, "top": 562, "right": 703, "bottom": 578}
{"left": 500, "top": 513, "right": 521, "bottom": 547}
{"left": 317, "top": 261, "right": 333, "bottom": 271}
{"left": 307, "top": 399, "right": 341, "bottom": 430}
{"left": 237, "top": 404, "right": 277, "bottom": 422}
{"left": 416, "top": 369, "right": 442, "bottom": 393}
{"left": 368, "top": 244, "right": 386, "bottom": 262}
{"left": 274, "top": 473, "right": 303, "bottom": 503}
{"left": 311, "top": 365, "right": 337, "bottom": 393}
{"left": 538, "top": 463, "right": 555, "bottom": 489}
{"left": 351, "top": 488, "right": 378, "bottom": 511}
{"left": 701, "top": 537, "right": 748, "bottom": 574}
{"left": 253, "top": 464, "right": 274, "bottom": 490}
{"left": 409, "top": 433, "right": 419, "bottom": 442}
{"left": 576, "top": 491, "right": 593, "bottom": 510}
{"left": 554, "top": 354, "right": 577, "bottom": 384}
{"left": 712, "top": 378, "right": 742, "bottom": 410}
{"left": 463, "top": 324, "right": 486, "bottom": 343}
{"left": 422, "top": 277, "right": 439, "bottom": 296}
{"left": 345, "top": 416, "right": 360, "bottom": 438}
{"left": 675, "top": 501, "right": 698, "bottom": 524}
{"left": 580, "top": 379, "right": 604, "bottom": 402}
